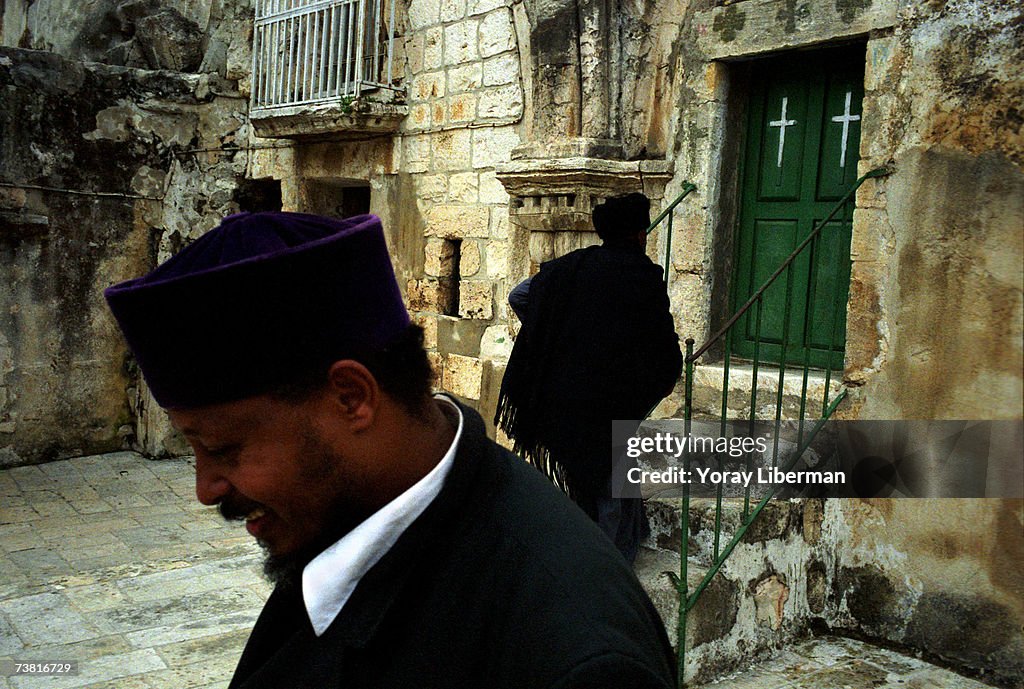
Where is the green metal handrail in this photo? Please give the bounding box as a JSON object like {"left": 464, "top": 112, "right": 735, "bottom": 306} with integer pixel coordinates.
{"left": 673, "top": 167, "right": 890, "bottom": 687}
{"left": 647, "top": 182, "right": 698, "bottom": 283}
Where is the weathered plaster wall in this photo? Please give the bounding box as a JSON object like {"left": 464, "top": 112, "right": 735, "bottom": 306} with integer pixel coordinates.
{"left": 831, "top": 9, "right": 1024, "bottom": 673}
{"left": 847, "top": 1, "right": 1023, "bottom": 419}
{"left": 0, "top": 47, "right": 249, "bottom": 465}
{"left": 825, "top": 499, "right": 1024, "bottom": 686}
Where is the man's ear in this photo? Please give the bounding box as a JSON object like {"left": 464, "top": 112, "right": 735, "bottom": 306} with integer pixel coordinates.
{"left": 324, "top": 360, "right": 379, "bottom": 431}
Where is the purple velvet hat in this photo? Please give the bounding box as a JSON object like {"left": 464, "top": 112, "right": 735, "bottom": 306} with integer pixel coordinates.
{"left": 105, "top": 212, "right": 410, "bottom": 409}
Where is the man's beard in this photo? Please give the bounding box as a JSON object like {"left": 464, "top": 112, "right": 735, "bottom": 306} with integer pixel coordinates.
{"left": 260, "top": 522, "right": 350, "bottom": 589}
{"left": 244, "top": 429, "right": 362, "bottom": 589}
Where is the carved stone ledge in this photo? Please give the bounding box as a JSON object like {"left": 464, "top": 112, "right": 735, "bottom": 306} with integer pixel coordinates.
{"left": 496, "top": 156, "right": 673, "bottom": 198}
{"left": 250, "top": 98, "right": 407, "bottom": 140}
{"left": 496, "top": 154, "right": 674, "bottom": 267}
{"left": 495, "top": 156, "right": 674, "bottom": 234}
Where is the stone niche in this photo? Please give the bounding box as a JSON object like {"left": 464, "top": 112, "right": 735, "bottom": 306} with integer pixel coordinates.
{"left": 495, "top": 142, "right": 673, "bottom": 272}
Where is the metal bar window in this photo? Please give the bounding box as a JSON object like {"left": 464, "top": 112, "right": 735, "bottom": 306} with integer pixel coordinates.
{"left": 251, "top": 0, "right": 401, "bottom": 111}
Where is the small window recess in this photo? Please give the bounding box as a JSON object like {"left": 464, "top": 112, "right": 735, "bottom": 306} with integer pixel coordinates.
{"left": 439, "top": 238, "right": 462, "bottom": 317}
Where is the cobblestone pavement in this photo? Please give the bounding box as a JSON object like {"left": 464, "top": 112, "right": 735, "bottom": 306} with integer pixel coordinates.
{"left": 0, "top": 452, "right": 269, "bottom": 689}
{"left": 0, "top": 452, "right": 1003, "bottom": 689}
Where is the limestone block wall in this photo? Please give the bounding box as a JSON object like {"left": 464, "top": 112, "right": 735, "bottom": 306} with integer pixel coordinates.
{"left": 401, "top": 0, "right": 524, "bottom": 429}
{"left": 0, "top": 47, "right": 249, "bottom": 466}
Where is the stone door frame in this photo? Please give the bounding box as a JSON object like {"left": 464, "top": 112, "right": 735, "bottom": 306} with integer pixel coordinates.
{"left": 674, "top": 0, "right": 899, "bottom": 383}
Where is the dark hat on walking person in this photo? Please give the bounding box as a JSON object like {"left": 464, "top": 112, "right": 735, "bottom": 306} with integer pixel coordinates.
{"left": 104, "top": 212, "right": 410, "bottom": 410}
{"left": 593, "top": 193, "right": 651, "bottom": 241}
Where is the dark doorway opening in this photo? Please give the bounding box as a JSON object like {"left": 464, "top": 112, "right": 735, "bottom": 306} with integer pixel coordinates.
{"left": 303, "top": 179, "right": 372, "bottom": 218}
{"left": 234, "top": 178, "right": 283, "bottom": 213}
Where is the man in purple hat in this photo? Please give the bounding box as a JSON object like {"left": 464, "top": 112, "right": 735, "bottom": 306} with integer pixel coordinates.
{"left": 105, "top": 211, "right": 676, "bottom": 689}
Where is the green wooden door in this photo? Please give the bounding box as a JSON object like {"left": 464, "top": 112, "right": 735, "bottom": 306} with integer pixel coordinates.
{"left": 731, "top": 46, "right": 865, "bottom": 370}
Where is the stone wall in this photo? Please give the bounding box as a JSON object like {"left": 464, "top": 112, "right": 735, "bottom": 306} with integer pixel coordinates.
{"left": 249, "top": 0, "right": 526, "bottom": 432}
{"left": 2, "top": 0, "right": 252, "bottom": 82}
{"left": 0, "top": 47, "right": 249, "bottom": 465}
{"left": 1, "top": 0, "right": 257, "bottom": 461}
{"left": 402, "top": 0, "right": 525, "bottom": 423}
{"left": 655, "top": 0, "right": 1023, "bottom": 682}
{"left": 846, "top": 2, "right": 1023, "bottom": 420}
{"left": 824, "top": 498, "right": 1024, "bottom": 687}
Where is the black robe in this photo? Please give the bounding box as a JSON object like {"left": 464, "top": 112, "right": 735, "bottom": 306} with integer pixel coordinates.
{"left": 496, "top": 244, "right": 683, "bottom": 512}
{"left": 228, "top": 404, "right": 676, "bottom": 689}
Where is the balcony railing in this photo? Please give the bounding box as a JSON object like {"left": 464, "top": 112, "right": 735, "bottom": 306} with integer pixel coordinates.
{"left": 251, "top": 0, "right": 400, "bottom": 112}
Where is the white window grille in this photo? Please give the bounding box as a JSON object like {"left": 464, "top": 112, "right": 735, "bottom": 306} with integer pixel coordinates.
{"left": 251, "top": 0, "right": 399, "bottom": 111}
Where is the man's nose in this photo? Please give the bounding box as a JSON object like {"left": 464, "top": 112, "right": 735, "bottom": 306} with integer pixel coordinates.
{"left": 194, "top": 455, "right": 232, "bottom": 505}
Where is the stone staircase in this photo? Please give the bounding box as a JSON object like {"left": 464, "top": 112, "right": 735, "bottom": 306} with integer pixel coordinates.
{"left": 635, "top": 496, "right": 835, "bottom": 685}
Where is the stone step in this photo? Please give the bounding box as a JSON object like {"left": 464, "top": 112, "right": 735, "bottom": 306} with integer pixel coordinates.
{"left": 636, "top": 497, "right": 830, "bottom": 684}
{"left": 634, "top": 547, "right": 739, "bottom": 651}
{"left": 689, "top": 362, "right": 844, "bottom": 422}
{"left": 644, "top": 496, "right": 811, "bottom": 563}
{"left": 695, "top": 635, "right": 999, "bottom": 689}
{"left": 636, "top": 545, "right": 798, "bottom": 685}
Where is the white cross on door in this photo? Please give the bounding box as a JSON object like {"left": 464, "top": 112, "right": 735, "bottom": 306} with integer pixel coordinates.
{"left": 768, "top": 97, "right": 796, "bottom": 168}
{"left": 831, "top": 90, "right": 861, "bottom": 168}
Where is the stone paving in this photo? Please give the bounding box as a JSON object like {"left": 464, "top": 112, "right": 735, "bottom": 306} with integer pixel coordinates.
{"left": 701, "top": 636, "right": 998, "bottom": 689}
{"left": 0, "top": 452, "right": 1003, "bottom": 689}
{"left": 0, "top": 452, "right": 268, "bottom": 689}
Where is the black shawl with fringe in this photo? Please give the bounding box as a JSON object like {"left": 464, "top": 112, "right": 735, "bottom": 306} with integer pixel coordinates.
{"left": 495, "top": 245, "right": 682, "bottom": 513}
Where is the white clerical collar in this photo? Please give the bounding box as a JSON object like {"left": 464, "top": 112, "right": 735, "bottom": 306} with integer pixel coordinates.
{"left": 301, "top": 396, "right": 463, "bottom": 636}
